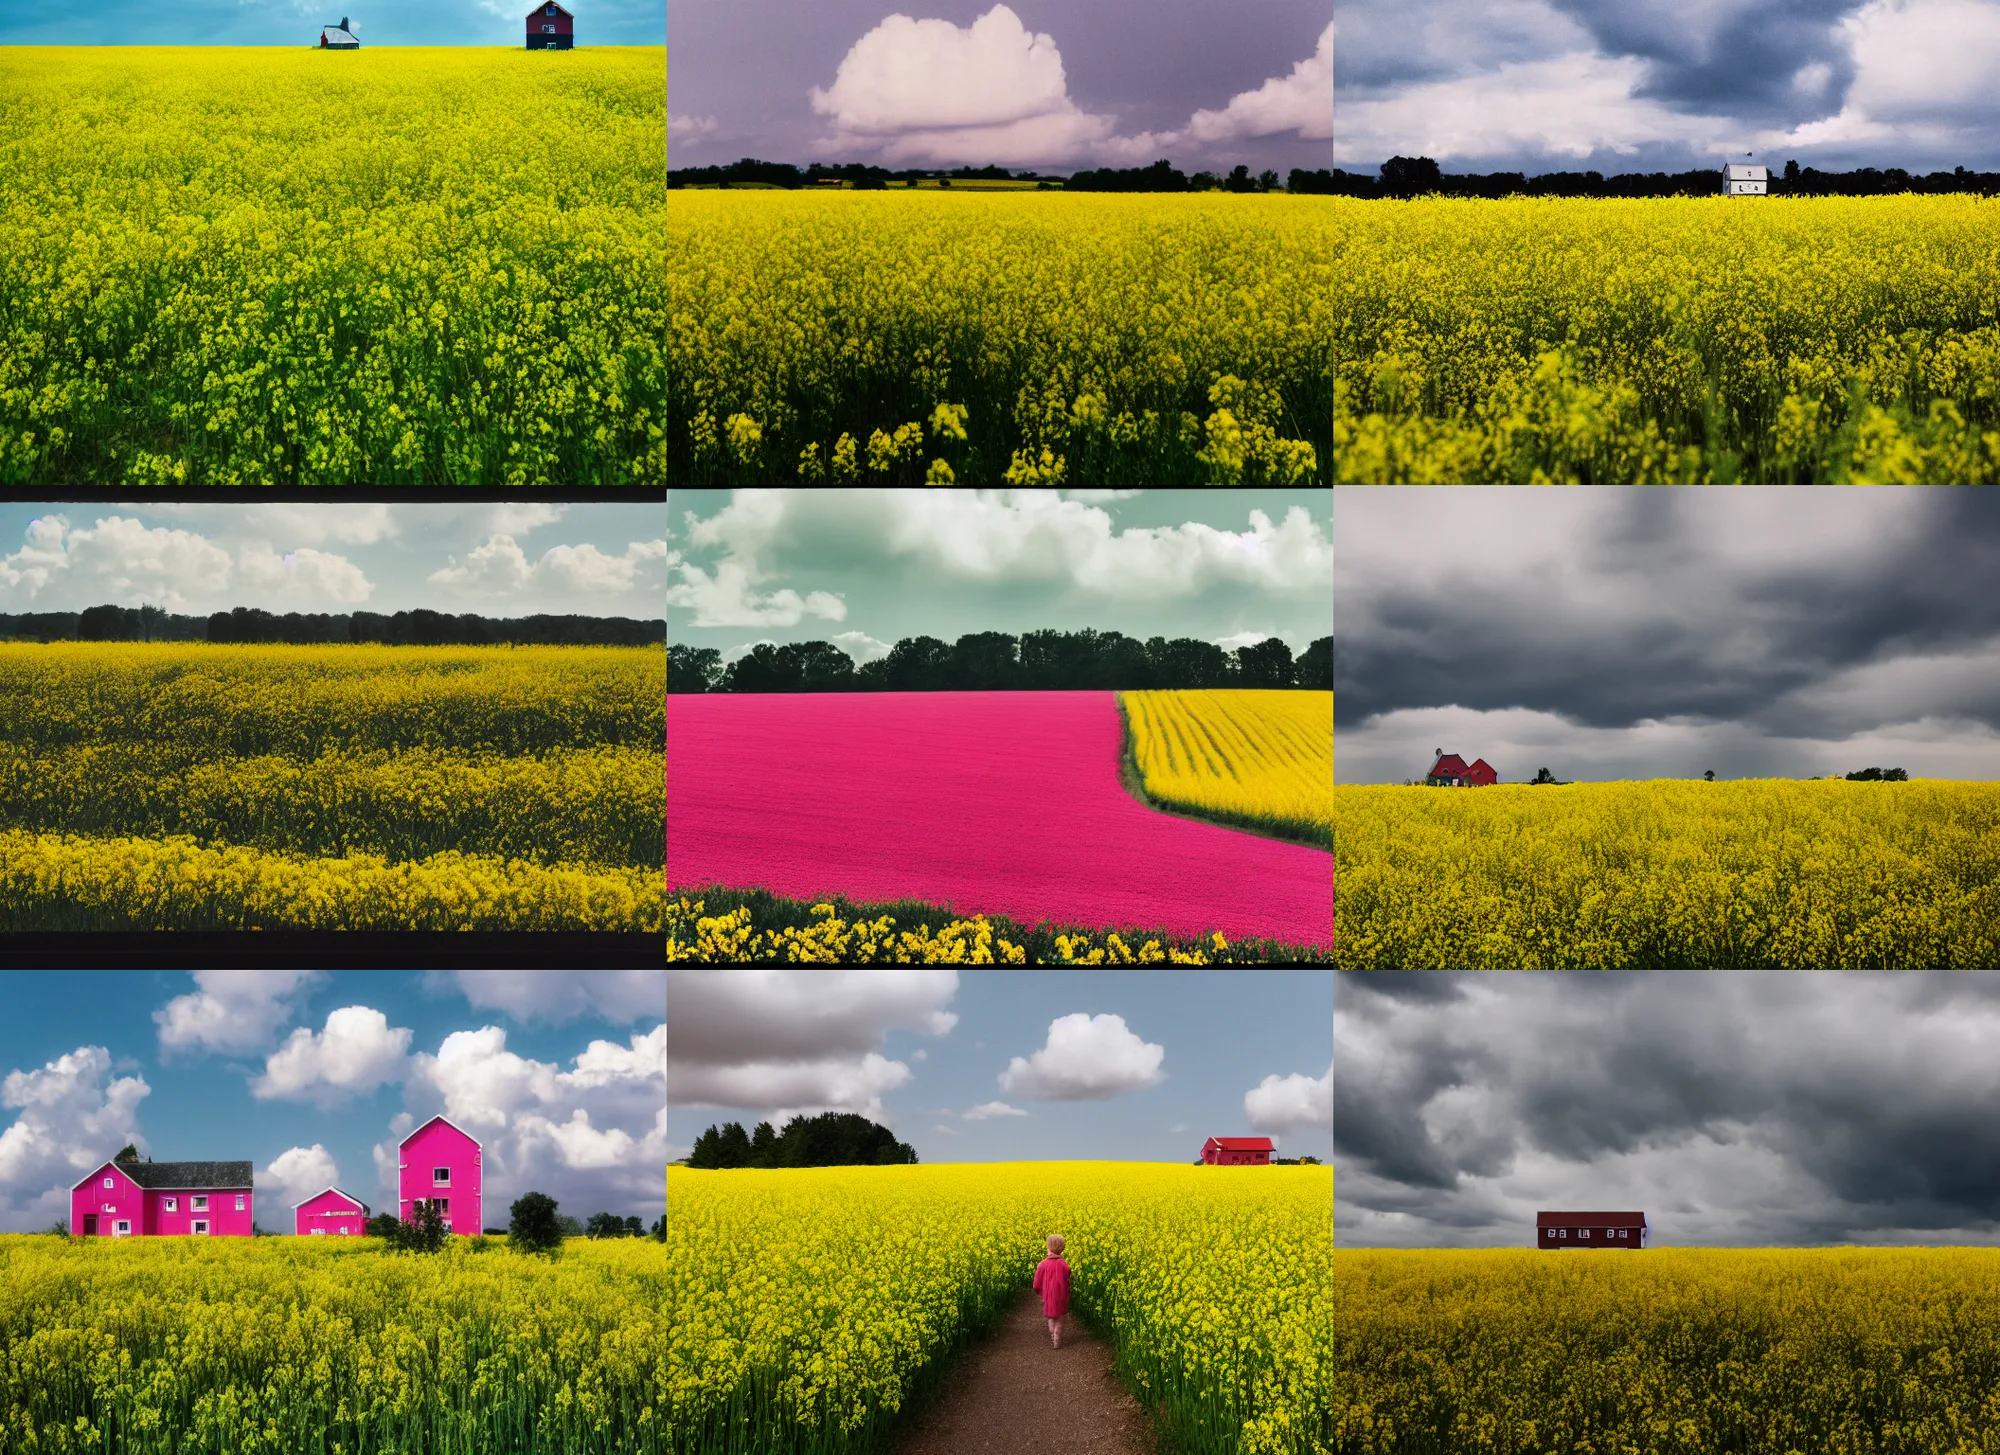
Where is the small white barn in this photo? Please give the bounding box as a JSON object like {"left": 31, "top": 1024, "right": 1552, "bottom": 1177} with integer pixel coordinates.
{"left": 1722, "top": 162, "right": 1767, "bottom": 196}
{"left": 320, "top": 15, "right": 360, "bottom": 46}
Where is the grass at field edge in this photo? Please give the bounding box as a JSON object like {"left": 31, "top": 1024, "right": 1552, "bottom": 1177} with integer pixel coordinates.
{"left": 666, "top": 883, "right": 1333, "bottom": 965}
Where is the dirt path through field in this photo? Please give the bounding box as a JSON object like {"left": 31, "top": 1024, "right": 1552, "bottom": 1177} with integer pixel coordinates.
{"left": 891, "top": 1287, "right": 1157, "bottom": 1455}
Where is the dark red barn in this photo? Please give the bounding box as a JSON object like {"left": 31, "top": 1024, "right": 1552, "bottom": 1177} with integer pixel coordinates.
{"left": 1537, "top": 1210, "right": 1648, "bottom": 1248}
{"left": 1426, "top": 750, "right": 1498, "bottom": 787}
{"left": 1201, "top": 1136, "right": 1274, "bottom": 1166}
{"left": 527, "top": 0, "right": 573, "bottom": 48}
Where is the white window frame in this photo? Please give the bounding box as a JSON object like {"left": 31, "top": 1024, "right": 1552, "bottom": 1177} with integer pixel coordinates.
{"left": 193, "top": 1195, "right": 208, "bottom": 1211}
{"left": 104, "top": 1176, "right": 114, "bottom": 1189}
{"left": 433, "top": 1167, "right": 450, "bottom": 1185}
{"left": 311, "top": 1228, "right": 327, "bottom": 1236}
{"left": 1559, "top": 1228, "right": 1567, "bottom": 1238}
{"left": 191, "top": 1220, "right": 209, "bottom": 1235}
{"left": 165, "top": 1196, "right": 177, "bottom": 1212}
{"left": 114, "top": 1220, "right": 131, "bottom": 1236}
{"left": 235, "top": 1195, "right": 245, "bottom": 1211}
{"left": 1581, "top": 1229, "right": 1590, "bottom": 1239}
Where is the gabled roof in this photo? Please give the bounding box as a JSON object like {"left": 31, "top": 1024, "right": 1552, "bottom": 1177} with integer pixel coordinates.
{"left": 72, "top": 1159, "right": 253, "bottom": 1190}
{"left": 1204, "top": 1136, "right": 1276, "bottom": 1150}
{"left": 1430, "top": 752, "right": 1471, "bottom": 776}
{"left": 1537, "top": 1210, "right": 1647, "bottom": 1228}
{"left": 399, "top": 1114, "right": 481, "bottom": 1151}
{"left": 525, "top": 0, "right": 572, "bottom": 15}
{"left": 291, "top": 1186, "right": 369, "bottom": 1211}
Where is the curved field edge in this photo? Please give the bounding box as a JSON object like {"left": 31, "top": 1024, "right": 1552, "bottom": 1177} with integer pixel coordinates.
{"left": 665, "top": 884, "right": 1333, "bottom": 965}
{"left": 1114, "top": 694, "right": 1333, "bottom": 852}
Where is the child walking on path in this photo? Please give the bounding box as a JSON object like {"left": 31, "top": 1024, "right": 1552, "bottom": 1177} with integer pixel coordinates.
{"left": 1033, "top": 1233, "right": 1072, "bottom": 1349}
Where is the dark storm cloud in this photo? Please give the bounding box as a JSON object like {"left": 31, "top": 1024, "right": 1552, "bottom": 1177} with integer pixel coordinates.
{"left": 1335, "top": 971, "right": 2000, "bottom": 1246}
{"left": 1333, "top": 487, "right": 2000, "bottom": 783}
{"left": 1555, "top": 0, "right": 1859, "bottom": 120}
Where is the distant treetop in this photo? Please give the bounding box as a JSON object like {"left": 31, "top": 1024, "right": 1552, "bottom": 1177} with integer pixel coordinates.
{"left": 668, "top": 628, "right": 1333, "bottom": 693}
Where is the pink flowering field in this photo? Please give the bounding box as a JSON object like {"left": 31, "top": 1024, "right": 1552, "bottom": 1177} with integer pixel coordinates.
{"left": 666, "top": 690, "right": 1332, "bottom": 949}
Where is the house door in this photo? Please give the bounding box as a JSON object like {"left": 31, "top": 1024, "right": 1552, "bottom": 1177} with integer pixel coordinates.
{"left": 83, "top": 1215, "right": 97, "bottom": 1236}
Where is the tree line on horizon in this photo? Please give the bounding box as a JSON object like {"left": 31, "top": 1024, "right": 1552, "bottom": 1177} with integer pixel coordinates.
{"left": 667, "top": 157, "right": 1340, "bottom": 195}
{"left": 1407, "top": 764, "right": 1914, "bottom": 784}
{"left": 668, "top": 628, "right": 1334, "bottom": 694}
{"left": 1331, "top": 155, "right": 2000, "bottom": 200}
{"left": 0, "top": 605, "right": 665, "bottom": 646}
{"left": 682, "top": 1113, "right": 917, "bottom": 1169}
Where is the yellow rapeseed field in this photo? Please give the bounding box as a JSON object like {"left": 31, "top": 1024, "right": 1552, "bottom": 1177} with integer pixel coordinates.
{"left": 1333, "top": 779, "right": 2000, "bottom": 967}
{"left": 665, "top": 897, "right": 1286, "bottom": 964}
{"left": 1124, "top": 690, "right": 1332, "bottom": 848}
{"left": 666, "top": 193, "right": 1334, "bottom": 484}
{"left": 1326, "top": 196, "right": 2000, "bottom": 483}
{"left": 0, "top": 48, "right": 667, "bottom": 485}
{"left": 666, "top": 1163, "right": 1333, "bottom": 1455}
{"left": 0, "top": 643, "right": 664, "bottom": 929}
{"left": 0, "top": 1232, "right": 667, "bottom": 1455}
{"left": 1330, "top": 1248, "right": 2000, "bottom": 1452}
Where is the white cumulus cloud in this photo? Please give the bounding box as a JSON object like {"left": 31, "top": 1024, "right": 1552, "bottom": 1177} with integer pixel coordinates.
{"left": 252, "top": 1007, "right": 413, "bottom": 1106}
{"left": 999, "top": 1014, "right": 1166, "bottom": 1101}
{"left": 665, "top": 557, "right": 846, "bottom": 627}
{"left": 1189, "top": 20, "right": 1333, "bottom": 142}
{"left": 262, "top": 1144, "right": 341, "bottom": 1208}
{"left": 442, "top": 971, "right": 666, "bottom": 1025}
{"left": 155, "top": 971, "right": 321, "bottom": 1056}
{"left": 831, "top": 630, "right": 894, "bottom": 664}
{"left": 0, "top": 1046, "right": 151, "bottom": 1231}
{"left": 1246, "top": 1059, "right": 1334, "bottom": 1133}
{"left": 964, "top": 1100, "right": 1029, "bottom": 1119}
{"left": 428, "top": 535, "right": 667, "bottom": 598}
{"left": 669, "top": 112, "right": 719, "bottom": 143}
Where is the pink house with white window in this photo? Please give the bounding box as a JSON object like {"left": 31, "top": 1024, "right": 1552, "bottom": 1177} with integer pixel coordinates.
{"left": 69, "top": 1157, "right": 254, "bottom": 1237}
{"left": 294, "top": 1187, "right": 371, "bottom": 1237}
{"left": 398, "top": 1115, "right": 480, "bottom": 1235}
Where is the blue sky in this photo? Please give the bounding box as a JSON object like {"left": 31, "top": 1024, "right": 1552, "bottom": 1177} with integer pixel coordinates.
{"left": 1335, "top": 0, "right": 2000, "bottom": 176}
{"left": 667, "top": 488, "right": 1332, "bottom": 671}
{"left": 667, "top": 969, "right": 1333, "bottom": 1165}
{"left": 3, "top": 0, "right": 663, "bottom": 46}
{"left": 0, "top": 502, "right": 667, "bottom": 618}
{"left": 0, "top": 971, "right": 665, "bottom": 1233}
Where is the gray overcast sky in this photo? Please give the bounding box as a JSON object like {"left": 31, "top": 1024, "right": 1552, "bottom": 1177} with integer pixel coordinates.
{"left": 1335, "top": 0, "right": 2000, "bottom": 176}
{"left": 668, "top": 488, "right": 1331, "bottom": 667}
{"left": 0, "top": 502, "right": 667, "bottom": 617}
{"left": 1336, "top": 970, "right": 2000, "bottom": 1248}
{"left": 669, "top": 969, "right": 1332, "bottom": 1164}
{"left": 1333, "top": 486, "right": 2000, "bottom": 786}
{"left": 669, "top": 0, "right": 1331, "bottom": 175}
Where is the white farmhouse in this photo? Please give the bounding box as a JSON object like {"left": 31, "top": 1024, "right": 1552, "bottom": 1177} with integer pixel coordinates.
{"left": 1722, "top": 162, "right": 1768, "bottom": 196}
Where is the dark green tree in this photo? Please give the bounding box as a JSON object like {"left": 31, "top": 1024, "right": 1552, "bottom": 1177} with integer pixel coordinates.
{"left": 715, "top": 1121, "right": 752, "bottom": 1168}
{"left": 748, "top": 1120, "right": 779, "bottom": 1168}
{"left": 398, "top": 1199, "right": 448, "bottom": 1254}
{"left": 363, "top": 1212, "right": 401, "bottom": 1240}
{"left": 1236, "top": 637, "right": 1296, "bottom": 687}
{"left": 556, "top": 1214, "right": 586, "bottom": 1238}
{"left": 1529, "top": 767, "right": 1566, "bottom": 785}
{"left": 114, "top": 1144, "right": 142, "bottom": 1165}
{"left": 686, "top": 1125, "right": 724, "bottom": 1169}
{"left": 77, "top": 604, "right": 131, "bottom": 641}
{"left": 772, "top": 1112, "right": 916, "bottom": 1168}
{"left": 948, "top": 631, "right": 1020, "bottom": 690}
{"left": 1381, "top": 156, "right": 1443, "bottom": 196}
{"left": 508, "top": 1192, "right": 563, "bottom": 1253}
{"left": 1296, "top": 636, "right": 1333, "bottom": 690}
{"left": 722, "top": 643, "right": 805, "bottom": 692}
{"left": 586, "top": 1211, "right": 628, "bottom": 1239}
{"left": 785, "top": 640, "right": 859, "bottom": 691}
{"left": 1225, "top": 163, "right": 1255, "bottom": 193}
{"left": 624, "top": 1215, "right": 643, "bottom": 1237}
{"left": 882, "top": 634, "right": 952, "bottom": 690}
{"left": 1704, "top": 769, "right": 1715, "bottom": 781}
{"left": 667, "top": 643, "right": 723, "bottom": 692}
{"left": 650, "top": 1215, "right": 666, "bottom": 1240}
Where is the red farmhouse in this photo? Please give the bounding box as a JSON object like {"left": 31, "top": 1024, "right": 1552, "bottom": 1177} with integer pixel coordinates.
{"left": 1537, "top": 1210, "right": 1648, "bottom": 1248}
{"left": 1201, "top": 1136, "right": 1275, "bottom": 1166}
{"left": 526, "top": 1, "right": 573, "bottom": 48}
{"left": 1426, "top": 750, "right": 1498, "bottom": 787}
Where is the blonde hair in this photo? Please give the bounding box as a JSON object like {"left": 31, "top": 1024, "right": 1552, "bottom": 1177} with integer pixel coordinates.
{"left": 1047, "top": 1233, "right": 1064, "bottom": 1253}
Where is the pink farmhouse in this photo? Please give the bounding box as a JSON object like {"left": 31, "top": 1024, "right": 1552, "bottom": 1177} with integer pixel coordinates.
{"left": 294, "top": 1187, "right": 371, "bottom": 1236}
{"left": 69, "top": 1158, "right": 254, "bottom": 1237}
{"left": 398, "top": 1115, "right": 481, "bottom": 1234}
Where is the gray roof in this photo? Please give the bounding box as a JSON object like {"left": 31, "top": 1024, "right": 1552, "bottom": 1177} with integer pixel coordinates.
{"left": 115, "top": 1160, "right": 254, "bottom": 1189}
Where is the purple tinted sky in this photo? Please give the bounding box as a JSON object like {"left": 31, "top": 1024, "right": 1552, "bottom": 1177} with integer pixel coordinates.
{"left": 668, "top": 0, "right": 1332, "bottom": 175}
